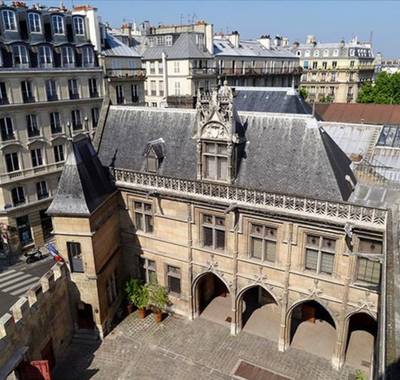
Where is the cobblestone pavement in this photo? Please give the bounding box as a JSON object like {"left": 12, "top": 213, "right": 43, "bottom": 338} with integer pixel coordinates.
{"left": 54, "top": 313, "right": 358, "bottom": 380}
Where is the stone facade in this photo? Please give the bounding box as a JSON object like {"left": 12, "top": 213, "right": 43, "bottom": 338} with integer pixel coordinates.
{"left": 0, "top": 263, "right": 73, "bottom": 378}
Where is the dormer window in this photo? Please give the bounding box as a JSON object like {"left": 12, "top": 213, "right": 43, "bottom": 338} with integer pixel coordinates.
{"left": 28, "top": 13, "right": 41, "bottom": 33}
{"left": 62, "top": 46, "right": 75, "bottom": 68}
{"left": 13, "top": 45, "right": 29, "bottom": 68}
{"left": 52, "top": 15, "right": 64, "bottom": 34}
{"left": 82, "top": 46, "right": 94, "bottom": 67}
{"left": 203, "top": 142, "right": 228, "bottom": 181}
{"left": 38, "top": 46, "right": 53, "bottom": 68}
{"left": 73, "top": 16, "right": 85, "bottom": 35}
{"left": 2, "top": 10, "right": 16, "bottom": 31}
{"left": 143, "top": 138, "right": 165, "bottom": 173}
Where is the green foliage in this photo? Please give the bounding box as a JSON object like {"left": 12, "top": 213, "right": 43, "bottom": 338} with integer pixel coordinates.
{"left": 125, "top": 278, "right": 148, "bottom": 308}
{"left": 354, "top": 369, "right": 367, "bottom": 380}
{"left": 146, "top": 283, "right": 169, "bottom": 312}
{"left": 358, "top": 71, "right": 400, "bottom": 104}
{"left": 299, "top": 87, "right": 308, "bottom": 99}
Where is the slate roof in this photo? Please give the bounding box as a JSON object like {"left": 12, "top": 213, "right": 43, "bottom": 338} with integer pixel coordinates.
{"left": 47, "top": 137, "right": 115, "bottom": 216}
{"left": 143, "top": 33, "right": 212, "bottom": 60}
{"left": 233, "top": 87, "right": 313, "bottom": 115}
{"left": 102, "top": 33, "right": 141, "bottom": 57}
{"left": 213, "top": 39, "right": 297, "bottom": 59}
{"left": 97, "top": 106, "right": 355, "bottom": 202}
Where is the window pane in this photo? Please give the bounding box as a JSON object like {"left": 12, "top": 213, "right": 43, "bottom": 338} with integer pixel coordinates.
{"left": 320, "top": 252, "right": 334, "bottom": 274}
{"left": 357, "top": 258, "right": 381, "bottom": 284}
{"left": 305, "top": 249, "right": 318, "bottom": 271}
{"left": 306, "top": 235, "right": 319, "bottom": 248}
{"left": 145, "top": 214, "right": 153, "bottom": 233}
{"left": 168, "top": 276, "right": 181, "bottom": 294}
{"left": 217, "top": 144, "right": 227, "bottom": 154}
{"left": 251, "top": 224, "right": 263, "bottom": 236}
{"left": 359, "top": 238, "right": 382, "bottom": 254}
{"left": 203, "top": 226, "right": 213, "bottom": 247}
{"left": 148, "top": 269, "right": 157, "bottom": 284}
{"left": 265, "top": 241, "right": 276, "bottom": 262}
{"left": 265, "top": 227, "right": 277, "bottom": 240}
{"left": 205, "top": 156, "right": 216, "bottom": 179}
{"left": 217, "top": 157, "right": 227, "bottom": 180}
{"left": 134, "top": 201, "right": 142, "bottom": 210}
{"left": 321, "top": 238, "right": 335, "bottom": 252}
{"left": 144, "top": 203, "right": 152, "bottom": 212}
{"left": 251, "top": 237, "right": 262, "bottom": 259}
{"left": 203, "top": 215, "right": 213, "bottom": 225}
{"left": 135, "top": 212, "right": 143, "bottom": 231}
{"left": 215, "top": 217, "right": 225, "bottom": 227}
{"left": 205, "top": 143, "right": 216, "bottom": 153}
{"left": 215, "top": 229, "right": 225, "bottom": 250}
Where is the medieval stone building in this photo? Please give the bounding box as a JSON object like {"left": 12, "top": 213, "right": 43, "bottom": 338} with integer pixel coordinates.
{"left": 47, "top": 85, "right": 386, "bottom": 377}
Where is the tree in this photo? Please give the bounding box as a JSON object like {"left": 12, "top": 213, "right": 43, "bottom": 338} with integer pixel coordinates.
{"left": 299, "top": 87, "right": 308, "bottom": 99}
{"left": 358, "top": 72, "right": 400, "bottom": 104}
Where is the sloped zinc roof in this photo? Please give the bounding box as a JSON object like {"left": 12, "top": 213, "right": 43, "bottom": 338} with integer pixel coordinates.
{"left": 233, "top": 87, "right": 313, "bottom": 115}
{"left": 97, "top": 106, "right": 355, "bottom": 202}
{"left": 143, "top": 33, "right": 212, "bottom": 60}
{"left": 102, "top": 33, "right": 141, "bottom": 57}
{"left": 47, "top": 137, "right": 115, "bottom": 216}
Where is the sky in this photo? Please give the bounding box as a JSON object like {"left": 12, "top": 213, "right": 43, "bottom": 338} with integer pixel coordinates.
{"left": 26, "top": 0, "right": 400, "bottom": 57}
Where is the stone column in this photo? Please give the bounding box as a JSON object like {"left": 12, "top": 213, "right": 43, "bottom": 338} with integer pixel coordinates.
{"left": 279, "top": 223, "right": 293, "bottom": 352}
{"left": 331, "top": 238, "right": 353, "bottom": 369}
{"left": 187, "top": 204, "right": 195, "bottom": 320}
{"left": 231, "top": 212, "right": 239, "bottom": 335}
{"left": 30, "top": 209, "right": 45, "bottom": 248}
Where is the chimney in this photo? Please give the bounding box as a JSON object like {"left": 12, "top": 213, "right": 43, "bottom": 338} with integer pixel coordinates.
{"left": 258, "top": 35, "right": 271, "bottom": 49}
{"left": 306, "top": 35, "right": 316, "bottom": 44}
{"left": 273, "top": 35, "right": 282, "bottom": 47}
{"left": 282, "top": 37, "right": 289, "bottom": 47}
{"left": 292, "top": 41, "right": 300, "bottom": 49}
{"left": 228, "top": 31, "right": 240, "bottom": 48}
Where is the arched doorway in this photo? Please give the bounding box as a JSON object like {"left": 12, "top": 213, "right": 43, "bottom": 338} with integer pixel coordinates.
{"left": 77, "top": 302, "right": 95, "bottom": 330}
{"left": 193, "top": 272, "right": 231, "bottom": 326}
{"left": 345, "top": 312, "right": 377, "bottom": 376}
{"left": 237, "top": 285, "right": 280, "bottom": 341}
{"left": 288, "top": 300, "right": 336, "bottom": 360}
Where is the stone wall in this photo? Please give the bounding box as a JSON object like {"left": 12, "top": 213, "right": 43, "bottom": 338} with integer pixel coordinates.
{"left": 0, "top": 263, "right": 73, "bottom": 378}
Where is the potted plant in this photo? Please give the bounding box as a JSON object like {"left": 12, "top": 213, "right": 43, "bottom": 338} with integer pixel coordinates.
{"left": 146, "top": 283, "right": 169, "bottom": 323}
{"left": 125, "top": 278, "right": 148, "bottom": 318}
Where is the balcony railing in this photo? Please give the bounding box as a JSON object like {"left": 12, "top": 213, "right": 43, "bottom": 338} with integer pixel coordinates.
{"left": 112, "top": 168, "right": 387, "bottom": 228}
{"left": 22, "top": 96, "right": 35, "bottom": 104}
{"left": 105, "top": 68, "right": 146, "bottom": 80}
{"left": 190, "top": 68, "right": 217, "bottom": 76}
{"left": 218, "top": 67, "right": 302, "bottom": 76}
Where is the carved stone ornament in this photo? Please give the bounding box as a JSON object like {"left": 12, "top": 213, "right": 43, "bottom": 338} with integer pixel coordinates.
{"left": 356, "top": 291, "right": 375, "bottom": 314}
{"left": 308, "top": 279, "right": 323, "bottom": 299}
{"left": 201, "top": 122, "right": 229, "bottom": 140}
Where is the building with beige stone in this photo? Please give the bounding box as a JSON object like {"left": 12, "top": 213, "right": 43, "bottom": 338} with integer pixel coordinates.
{"left": 0, "top": 2, "right": 103, "bottom": 257}
{"left": 46, "top": 85, "right": 389, "bottom": 378}
{"left": 292, "top": 36, "right": 374, "bottom": 103}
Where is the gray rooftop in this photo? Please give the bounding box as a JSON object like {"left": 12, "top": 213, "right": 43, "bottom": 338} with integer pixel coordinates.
{"left": 214, "top": 38, "right": 297, "bottom": 59}
{"left": 47, "top": 137, "right": 115, "bottom": 216}
{"left": 233, "top": 87, "right": 313, "bottom": 115}
{"left": 102, "top": 33, "right": 141, "bottom": 57}
{"left": 143, "top": 33, "right": 212, "bottom": 60}
{"left": 96, "top": 105, "right": 355, "bottom": 202}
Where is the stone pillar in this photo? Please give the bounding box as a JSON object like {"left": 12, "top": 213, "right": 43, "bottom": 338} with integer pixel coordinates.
{"left": 30, "top": 209, "right": 45, "bottom": 248}
{"left": 230, "top": 211, "right": 239, "bottom": 335}
{"left": 332, "top": 237, "right": 354, "bottom": 369}
{"left": 278, "top": 223, "right": 293, "bottom": 352}
{"left": 187, "top": 204, "right": 194, "bottom": 320}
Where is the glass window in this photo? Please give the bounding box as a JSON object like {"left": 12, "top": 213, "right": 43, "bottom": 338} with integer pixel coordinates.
{"left": 167, "top": 265, "right": 181, "bottom": 295}
{"left": 133, "top": 201, "right": 153, "bottom": 233}
{"left": 91, "top": 107, "right": 99, "bottom": 128}
{"left": 54, "top": 144, "right": 64, "bottom": 162}
{"left": 52, "top": 15, "right": 64, "bottom": 34}
{"left": 2, "top": 10, "right": 16, "bottom": 31}
{"left": 26, "top": 114, "right": 40, "bottom": 137}
{"left": 13, "top": 45, "right": 29, "bottom": 67}
{"left": 82, "top": 47, "right": 94, "bottom": 67}
{"left": 174, "top": 61, "right": 180, "bottom": 73}
{"left": 11, "top": 186, "right": 25, "bottom": 206}
{"left": 116, "top": 85, "right": 124, "bottom": 104}
{"left": 202, "top": 214, "right": 225, "bottom": 251}
{"left": 357, "top": 258, "right": 381, "bottom": 285}
{"left": 142, "top": 258, "right": 157, "bottom": 283}
{"left": 131, "top": 84, "right": 138, "bottom": 102}
{"left": 36, "top": 181, "right": 48, "bottom": 200}
{"left": 50, "top": 112, "right": 62, "bottom": 134}
{"left": 304, "top": 234, "right": 336, "bottom": 275}
{"left": 249, "top": 224, "right": 277, "bottom": 263}
{"left": 71, "top": 109, "right": 82, "bottom": 130}
{"left": 67, "top": 242, "right": 83, "bottom": 273}
{"left": 174, "top": 81, "right": 180, "bottom": 95}
{"left": 62, "top": 46, "right": 75, "bottom": 67}
{"left": 88, "top": 78, "right": 98, "bottom": 98}
{"left": 203, "top": 142, "right": 228, "bottom": 181}
{"left": 30, "top": 148, "right": 43, "bottom": 167}
{"left": 28, "top": 13, "right": 41, "bottom": 33}
{"left": 146, "top": 152, "right": 158, "bottom": 173}
{"left": 46, "top": 79, "right": 57, "bottom": 101}
{"left": 73, "top": 16, "right": 85, "bottom": 35}
{"left": 21, "top": 80, "right": 34, "bottom": 103}
{"left": 16, "top": 216, "right": 32, "bottom": 247}
{"left": 0, "top": 117, "right": 14, "bottom": 141}
{"left": 5, "top": 152, "right": 19, "bottom": 172}
{"left": 68, "top": 79, "right": 79, "bottom": 99}
{"left": 38, "top": 46, "right": 52, "bottom": 67}
{"left": 0, "top": 82, "right": 8, "bottom": 104}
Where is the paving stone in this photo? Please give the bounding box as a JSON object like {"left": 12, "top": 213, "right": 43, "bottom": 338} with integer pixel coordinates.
{"left": 54, "top": 312, "right": 357, "bottom": 380}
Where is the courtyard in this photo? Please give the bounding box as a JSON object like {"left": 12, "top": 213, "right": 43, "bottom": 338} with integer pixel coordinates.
{"left": 53, "top": 310, "right": 362, "bottom": 380}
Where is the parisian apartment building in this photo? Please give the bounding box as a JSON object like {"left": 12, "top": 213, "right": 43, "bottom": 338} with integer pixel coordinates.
{"left": 292, "top": 35, "right": 375, "bottom": 103}
{"left": 0, "top": 2, "right": 103, "bottom": 255}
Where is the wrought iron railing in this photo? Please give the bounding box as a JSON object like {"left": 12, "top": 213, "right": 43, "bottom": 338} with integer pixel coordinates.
{"left": 112, "top": 168, "right": 387, "bottom": 227}
{"left": 218, "top": 67, "right": 302, "bottom": 76}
